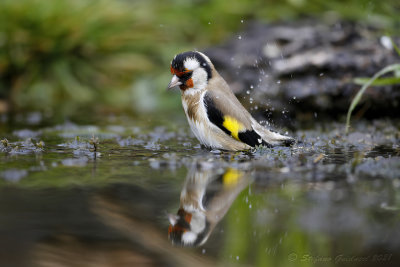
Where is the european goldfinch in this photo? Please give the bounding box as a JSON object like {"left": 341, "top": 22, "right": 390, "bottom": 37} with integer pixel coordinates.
{"left": 168, "top": 167, "right": 250, "bottom": 246}
{"left": 168, "top": 51, "right": 294, "bottom": 151}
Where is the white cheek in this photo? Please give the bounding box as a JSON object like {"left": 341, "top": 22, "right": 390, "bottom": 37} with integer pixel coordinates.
{"left": 182, "top": 231, "right": 197, "bottom": 245}
{"left": 191, "top": 68, "right": 208, "bottom": 90}
{"left": 190, "top": 212, "right": 206, "bottom": 233}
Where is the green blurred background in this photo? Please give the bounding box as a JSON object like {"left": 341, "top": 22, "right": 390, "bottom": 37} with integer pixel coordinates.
{"left": 0, "top": 0, "right": 399, "bottom": 119}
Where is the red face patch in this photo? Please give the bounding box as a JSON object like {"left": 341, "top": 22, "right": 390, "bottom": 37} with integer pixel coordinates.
{"left": 185, "top": 78, "right": 194, "bottom": 88}
{"left": 168, "top": 224, "right": 187, "bottom": 237}
{"left": 170, "top": 66, "right": 191, "bottom": 77}
{"left": 171, "top": 66, "right": 194, "bottom": 90}
{"left": 184, "top": 211, "right": 192, "bottom": 223}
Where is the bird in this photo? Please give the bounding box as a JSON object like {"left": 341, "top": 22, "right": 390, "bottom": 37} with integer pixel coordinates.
{"left": 168, "top": 166, "right": 251, "bottom": 246}
{"left": 167, "top": 51, "right": 295, "bottom": 151}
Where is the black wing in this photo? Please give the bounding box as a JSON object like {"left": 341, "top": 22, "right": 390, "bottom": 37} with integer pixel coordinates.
{"left": 203, "top": 92, "right": 271, "bottom": 148}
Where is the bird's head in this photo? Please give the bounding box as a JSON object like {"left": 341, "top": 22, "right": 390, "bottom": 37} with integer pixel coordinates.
{"left": 167, "top": 208, "right": 209, "bottom": 247}
{"left": 167, "top": 51, "right": 213, "bottom": 92}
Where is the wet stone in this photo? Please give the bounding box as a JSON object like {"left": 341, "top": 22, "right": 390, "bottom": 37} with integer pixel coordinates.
{"left": 205, "top": 21, "right": 400, "bottom": 125}
{"left": 1, "top": 169, "right": 28, "bottom": 182}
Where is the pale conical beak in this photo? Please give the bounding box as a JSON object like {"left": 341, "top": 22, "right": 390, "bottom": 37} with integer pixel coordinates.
{"left": 167, "top": 75, "right": 182, "bottom": 90}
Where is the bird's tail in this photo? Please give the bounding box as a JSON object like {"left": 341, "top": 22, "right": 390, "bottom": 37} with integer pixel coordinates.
{"left": 252, "top": 120, "right": 295, "bottom": 147}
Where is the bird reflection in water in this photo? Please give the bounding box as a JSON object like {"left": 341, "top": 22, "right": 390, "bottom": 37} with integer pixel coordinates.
{"left": 168, "top": 166, "right": 252, "bottom": 246}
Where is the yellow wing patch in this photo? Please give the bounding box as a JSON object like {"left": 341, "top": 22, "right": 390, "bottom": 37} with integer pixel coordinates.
{"left": 222, "top": 168, "right": 243, "bottom": 187}
{"left": 222, "top": 116, "right": 245, "bottom": 140}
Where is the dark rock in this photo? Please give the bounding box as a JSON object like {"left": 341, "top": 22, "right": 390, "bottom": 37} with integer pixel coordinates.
{"left": 205, "top": 21, "right": 400, "bottom": 128}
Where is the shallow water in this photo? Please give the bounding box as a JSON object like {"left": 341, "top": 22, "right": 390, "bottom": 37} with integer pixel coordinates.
{"left": 0, "top": 115, "right": 399, "bottom": 267}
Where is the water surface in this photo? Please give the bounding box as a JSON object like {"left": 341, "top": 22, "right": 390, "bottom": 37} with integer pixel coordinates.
{"left": 0, "top": 115, "right": 399, "bottom": 266}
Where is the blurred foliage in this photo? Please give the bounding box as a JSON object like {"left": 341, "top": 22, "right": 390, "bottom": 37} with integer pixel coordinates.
{"left": 346, "top": 40, "right": 400, "bottom": 133}
{"left": 0, "top": 0, "right": 399, "bottom": 117}
{"left": 345, "top": 63, "right": 400, "bottom": 133}
{"left": 0, "top": 0, "right": 156, "bottom": 115}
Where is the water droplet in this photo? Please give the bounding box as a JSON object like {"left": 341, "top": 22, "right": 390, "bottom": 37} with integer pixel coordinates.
{"left": 319, "top": 73, "right": 324, "bottom": 76}
{"left": 293, "top": 96, "right": 296, "bottom": 100}
{"left": 208, "top": 22, "right": 211, "bottom": 25}
{"left": 246, "top": 90, "right": 250, "bottom": 95}
{"left": 250, "top": 85, "right": 254, "bottom": 89}
{"left": 277, "top": 80, "right": 281, "bottom": 84}
{"left": 254, "top": 106, "right": 258, "bottom": 110}
{"left": 238, "top": 35, "right": 242, "bottom": 40}
{"left": 236, "top": 256, "right": 240, "bottom": 260}
{"left": 241, "top": 19, "right": 244, "bottom": 23}
{"left": 380, "top": 35, "right": 393, "bottom": 50}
